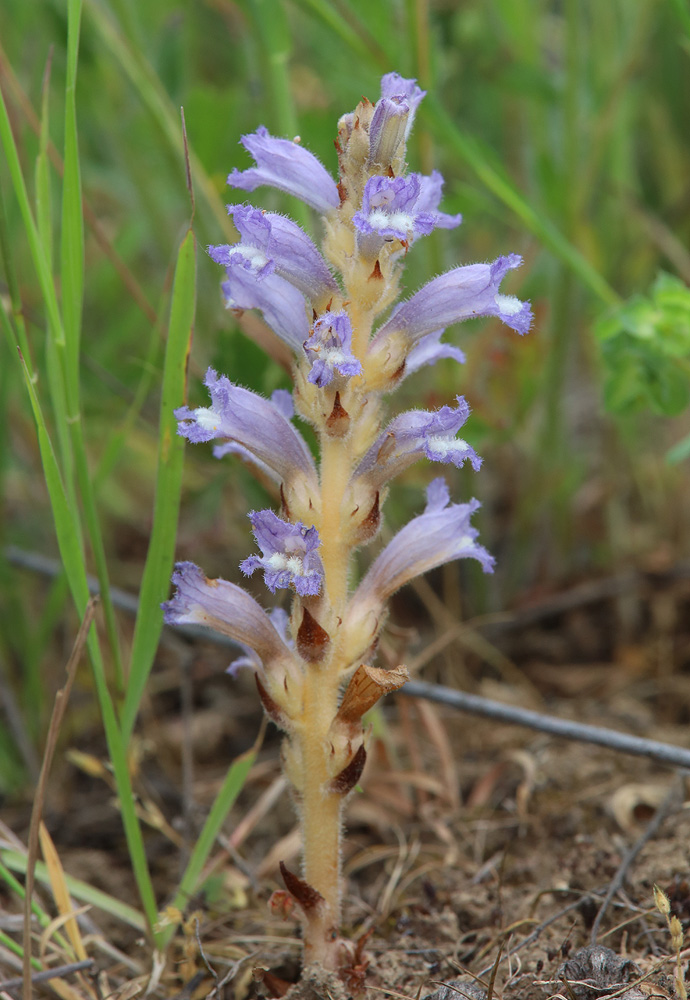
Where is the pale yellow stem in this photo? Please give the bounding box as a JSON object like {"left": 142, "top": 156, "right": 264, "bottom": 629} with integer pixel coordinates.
{"left": 318, "top": 434, "right": 351, "bottom": 609}
{"left": 288, "top": 260, "right": 381, "bottom": 968}
{"left": 299, "top": 668, "right": 343, "bottom": 924}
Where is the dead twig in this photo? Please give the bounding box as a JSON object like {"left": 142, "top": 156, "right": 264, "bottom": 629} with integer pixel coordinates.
{"left": 403, "top": 681, "right": 690, "bottom": 772}
{"left": 9, "top": 546, "right": 690, "bottom": 771}
{"left": 22, "top": 598, "right": 99, "bottom": 1000}
{"left": 0, "top": 958, "right": 94, "bottom": 992}
{"left": 590, "top": 778, "right": 684, "bottom": 945}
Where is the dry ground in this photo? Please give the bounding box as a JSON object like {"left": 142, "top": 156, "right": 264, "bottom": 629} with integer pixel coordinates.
{"left": 2, "top": 565, "right": 690, "bottom": 1000}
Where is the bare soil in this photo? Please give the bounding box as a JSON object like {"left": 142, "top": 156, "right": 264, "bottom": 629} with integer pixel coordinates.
{"left": 2, "top": 567, "right": 690, "bottom": 1000}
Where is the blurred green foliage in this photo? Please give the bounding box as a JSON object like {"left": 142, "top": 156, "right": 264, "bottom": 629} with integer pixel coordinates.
{"left": 597, "top": 273, "right": 690, "bottom": 418}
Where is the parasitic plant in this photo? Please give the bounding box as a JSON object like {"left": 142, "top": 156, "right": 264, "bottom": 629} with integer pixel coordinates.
{"left": 163, "top": 73, "right": 531, "bottom": 970}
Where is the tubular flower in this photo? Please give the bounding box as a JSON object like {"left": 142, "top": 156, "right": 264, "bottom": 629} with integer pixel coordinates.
{"left": 174, "top": 369, "right": 317, "bottom": 492}
{"left": 221, "top": 265, "right": 309, "bottom": 352}
{"left": 348, "top": 478, "right": 495, "bottom": 621}
{"left": 379, "top": 72, "right": 426, "bottom": 134}
{"left": 353, "top": 173, "right": 461, "bottom": 246}
{"left": 405, "top": 329, "right": 467, "bottom": 375}
{"left": 227, "top": 607, "right": 292, "bottom": 677}
{"left": 354, "top": 398, "right": 481, "bottom": 490}
{"left": 162, "top": 561, "right": 299, "bottom": 682}
{"left": 304, "top": 311, "right": 363, "bottom": 387}
{"left": 240, "top": 510, "right": 325, "bottom": 597}
{"left": 209, "top": 205, "right": 338, "bottom": 304}
{"left": 372, "top": 254, "right": 533, "bottom": 350}
{"left": 228, "top": 125, "right": 340, "bottom": 214}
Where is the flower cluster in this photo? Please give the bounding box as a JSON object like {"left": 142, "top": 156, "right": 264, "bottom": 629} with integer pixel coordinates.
{"left": 164, "top": 72, "right": 531, "bottom": 968}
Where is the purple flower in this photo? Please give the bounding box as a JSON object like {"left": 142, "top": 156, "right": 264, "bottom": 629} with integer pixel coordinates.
{"left": 406, "top": 329, "right": 466, "bottom": 375}
{"left": 228, "top": 607, "right": 292, "bottom": 677}
{"left": 414, "top": 171, "right": 463, "bottom": 229}
{"left": 348, "top": 478, "right": 494, "bottom": 623}
{"left": 379, "top": 72, "right": 426, "bottom": 134}
{"left": 228, "top": 126, "right": 339, "bottom": 215}
{"left": 163, "top": 561, "right": 299, "bottom": 680}
{"left": 367, "top": 74, "right": 427, "bottom": 168}
{"left": 352, "top": 173, "right": 461, "bottom": 252}
{"left": 354, "top": 398, "right": 481, "bottom": 490}
{"left": 240, "top": 510, "right": 325, "bottom": 596}
{"left": 174, "top": 369, "right": 317, "bottom": 491}
{"left": 371, "top": 254, "right": 533, "bottom": 354}
{"left": 304, "top": 311, "right": 363, "bottom": 387}
{"left": 368, "top": 96, "right": 410, "bottom": 169}
{"left": 222, "top": 266, "right": 309, "bottom": 352}
{"left": 209, "top": 205, "right": 338, "bottom": 304}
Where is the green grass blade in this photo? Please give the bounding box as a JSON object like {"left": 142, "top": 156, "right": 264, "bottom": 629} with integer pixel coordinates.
{"left": 58, "top": 0, "right": 124, "bottom": 692}
{"left": 0, "top": 858, "right": 52, "bottom": 929}
{"left": 16, "top": 351, "right": 159, "bottom": 941}
{"left": 61, "top": 0, "right": 85, "bottom": 380}
{"left": 0, "top": 851, "right": 146, "bottom": 932}
{"left": 35, "top": 54, "right": 53, "bottom": 264}
{"left": 121, "top": 228, "right": 196, "bottom": 742}
{"left": 0, "top": 180, "right": 32, "bottom": 364}
{"left": 0, "top": 80, "right": 76, "bottom": 501}
{"left": 0, "top": 929, "right": 42, "bottom": 969}
{"left": 161, "top": 745, "right": 257, "bottom": 947}
{"left": 0, "top": 83, "right": 63, "bottom": 348}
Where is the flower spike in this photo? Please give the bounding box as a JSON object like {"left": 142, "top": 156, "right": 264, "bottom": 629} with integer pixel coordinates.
{"left": 168, "top": 70, "right": 531, "bottom": 972}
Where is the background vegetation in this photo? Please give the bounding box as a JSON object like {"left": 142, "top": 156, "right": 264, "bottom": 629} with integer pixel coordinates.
{"left": 1, "top": 0, "right": 689, "bottom": 967}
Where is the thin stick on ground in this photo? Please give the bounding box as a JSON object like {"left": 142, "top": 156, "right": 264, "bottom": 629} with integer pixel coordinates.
{"left": 0, "top": 959, "right": 94, "bottom": 993}
{"left": 9, "top": 547, "right": 690, "bottom": 771}
{"left": 22, "top": 597, "right": 99, "bottom": 1000}
{"left": 403, "top": 681, "right": 690, "bottom": 772}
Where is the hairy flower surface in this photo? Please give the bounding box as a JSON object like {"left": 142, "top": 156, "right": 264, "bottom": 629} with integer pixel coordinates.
{"left": 162, "top": 561, "right": 298, "bottom": 680}
{"left": 353, "top": 173, "right": 461, "bottom": 245}
{"left": 229, "top": 125, "right": 340, "bottom": 213}
{"left": 304, "top": 311, "right": 362, "bottom": 386}
{"left": 355, "top": 398, "right": 481, "bottom": 490}
{"left": 240, "top": 510, "right": 324, "bottom": 596}
{"left": 372, "top": 253, "right": 533, "bottom": 348}
{"left": 210, "top": 205, "right": 338, "bottom": 303}
{"left": 175, "top": 368, "right": 317, "bottom": 491}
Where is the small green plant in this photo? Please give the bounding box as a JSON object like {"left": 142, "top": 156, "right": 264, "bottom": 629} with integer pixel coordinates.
{"left": 596, "top": 272, "right": 690, "bottom": 462}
